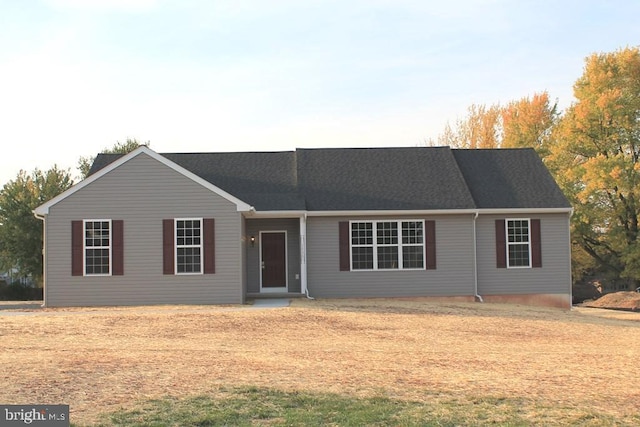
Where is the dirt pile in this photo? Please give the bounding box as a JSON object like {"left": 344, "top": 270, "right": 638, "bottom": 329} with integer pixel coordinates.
{"left": 584, "top": 291, "right": 640, "bottom": 310}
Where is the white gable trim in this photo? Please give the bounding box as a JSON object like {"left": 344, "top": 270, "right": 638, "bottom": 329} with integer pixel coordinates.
{"left": 34, "top": 146, "right": 253, "bottom": 215}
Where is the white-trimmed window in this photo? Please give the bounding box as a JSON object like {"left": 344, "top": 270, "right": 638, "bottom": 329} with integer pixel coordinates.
{"left": 401, "top": 221, "right": 425, "bottom": 269}
{"left": 350, "top": 220, "right": 425, "bottom": 270}
{"left": 507, "top": 219, "right": 531, "bottom": 268}
{"left": 175, "top": 218, "right": 202, "bottom": 274}
{"left": 351, "top": 222, "right": 374, "bottom": 269}
{"left": 84, "top": 220, "right": 111, "bottom": 275}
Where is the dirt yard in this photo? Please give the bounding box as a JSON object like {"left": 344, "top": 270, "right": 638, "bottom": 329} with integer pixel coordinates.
{"left": 1, "top": 299, "right": 639, "bottom": 424}
{"left": 584, "top": 291, "right": 640, "bottom": 310}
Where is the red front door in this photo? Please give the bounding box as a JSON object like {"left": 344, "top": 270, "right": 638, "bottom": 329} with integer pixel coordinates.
{"left": 261, "top": 232, "right": 286, "bottom": 288}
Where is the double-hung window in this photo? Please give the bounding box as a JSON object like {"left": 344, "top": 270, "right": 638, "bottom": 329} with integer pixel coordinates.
{"left": 84, "top": 220, "right": 111, "bottom": 275}
{"left": 506, "top": 219, "right": 531, "bottom": 268}
{"left": 401, "top": 221, "right": 425, "bottom": 269}
{"left": 175, "top": 219, "right": 203, "bottom": 274}
{"left": 351, "top": 222, "right": 374, "bottom": 269}
{"left": 350, "top": 220, "right": 425, "bottom": 270}
{"left": 163, "top": 218, "right": 215, "bottom": 275}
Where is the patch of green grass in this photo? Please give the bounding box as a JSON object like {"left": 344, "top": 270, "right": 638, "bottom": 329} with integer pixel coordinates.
{"left": 92, "top": 387, "right": 640, "bottom": 427}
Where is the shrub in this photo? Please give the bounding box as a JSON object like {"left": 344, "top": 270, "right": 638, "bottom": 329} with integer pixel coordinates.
{"left": 0, "top": 281, "right": 43, "bottom": 300}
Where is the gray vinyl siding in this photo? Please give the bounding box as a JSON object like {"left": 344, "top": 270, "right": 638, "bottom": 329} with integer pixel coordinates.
{"left": 44, "top": 152, "right": 243, "bottom": 307}
{"left": 245, "top": 218, "right": 301, "bottom": 293}
{"left": 476, "top": 213, "right": 571, "bottom": 295}
{"left": 306, "top": 215, "right": 475, "bottom": 298}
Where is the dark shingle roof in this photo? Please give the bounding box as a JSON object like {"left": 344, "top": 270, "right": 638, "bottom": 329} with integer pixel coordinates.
{"left": 452, "top": 148, "right": 571, "bottom": 209}
{"left": 88, "top": 153, "right": 124, "bottom": 175}
{"left": 296, "top": 147, "right": 475, "bottom": 210}
{"left": 89, "top": 147, "right": 570, "bottom": 211}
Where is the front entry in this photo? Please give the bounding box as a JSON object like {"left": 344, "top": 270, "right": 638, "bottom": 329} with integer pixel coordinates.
{"left": 260, "top": 231, "right": 287, "bottom": 292}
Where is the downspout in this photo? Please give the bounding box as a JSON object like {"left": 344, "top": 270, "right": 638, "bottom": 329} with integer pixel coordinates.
{"left": 32, "top": 211, "right": 46, "bottom": 308}
{"left": 472, "top": 211, "right": 483, "bottom": 302}
{"left": 300, "top": 213, "right": 314, "bottom": 299}
{"left": 568, "top": 209, "right": 574, "bottom": 309}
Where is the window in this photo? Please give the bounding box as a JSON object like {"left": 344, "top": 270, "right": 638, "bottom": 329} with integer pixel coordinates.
{"left": 72, "top": 220, "right": 122, "bottom": 276}
{"left": 376, "top": 222, "right": 398, "bottom": 269}
{"left": 506, "top": 219, "right": 530, "bottom": 268}
{"left": 84, "top": 220, "right": 111, "bottom": 275}
{"left": 163, "top": 218, "right": 215, "bottom": 275}
{"left": 351, "top": 222, "right": 374, "bottom": 270}
{"left": 402, "top": 221, "right": 425, "bottom": 269}
{"left": 350, "top": 220, "right": 425, "bottom": 270}
{"left": 496, "top": 218, "right": 541, "bottom": 269}
{"left": 175, "top": 219, "right": 202, "bottom": 274}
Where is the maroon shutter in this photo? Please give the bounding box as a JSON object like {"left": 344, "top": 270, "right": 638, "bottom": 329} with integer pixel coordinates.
{"left": 425, "top": 220, "right": 436, "bottom": 270}
{"left": 203, "top": 218, "right": 215, "bottom": 274}
{"left": 72, "top": 220, "right": 83, "bottom": 276}
{"left": 112, "top": 220, "right": 124, "bottom": 275}
{"left": 339, "top": 221, "right": 350, "bottom": 271}
{"left": 496, "top": 219, "right": 507, "bottom": 268}
{"left": 531, "top": 219, "right": 542, "bottom": 268}
{"left": 163, "top": 219, "right": 174, "bottom": 275}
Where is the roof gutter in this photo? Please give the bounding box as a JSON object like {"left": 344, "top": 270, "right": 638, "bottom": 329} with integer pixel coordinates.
{"left": 477, "top": 207, "right": 572, "bottom": 215}
{"left": 245, "top": 207, "right": 573, "bottom": 217}
{"left": 306, "top": 209, "right": 479, "bottom": 217}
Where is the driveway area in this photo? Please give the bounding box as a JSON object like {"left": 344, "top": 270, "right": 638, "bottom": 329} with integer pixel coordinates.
{"left": 0, "top": 301, "right": 43, "bottom": 310}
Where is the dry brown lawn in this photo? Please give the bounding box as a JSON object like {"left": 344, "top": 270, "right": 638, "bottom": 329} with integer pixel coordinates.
{"left": 1, "top": 299, "right": 639, "bottom": 425}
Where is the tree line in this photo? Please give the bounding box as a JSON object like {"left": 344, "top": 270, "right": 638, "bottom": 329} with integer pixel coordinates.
{"left": 1, "top": 46, "right": 639, "bottom": 288}
{"left": 0, "top": 139, "right": 145, "bottom": 284}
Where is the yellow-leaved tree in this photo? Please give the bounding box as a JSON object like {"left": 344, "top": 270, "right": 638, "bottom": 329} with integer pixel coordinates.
{"left": 549, "top": 47, "right": 640, "bottom": 283}
{"left": 501, "top": 92, "right": 559, "bottom": 157}
{"left": 431, "top": 92, "right": 558, "bottom": 156}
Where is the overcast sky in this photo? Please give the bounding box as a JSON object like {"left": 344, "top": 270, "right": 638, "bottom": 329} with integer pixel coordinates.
{"left": 1, "top": 0, "right": 639, "bottom": 186}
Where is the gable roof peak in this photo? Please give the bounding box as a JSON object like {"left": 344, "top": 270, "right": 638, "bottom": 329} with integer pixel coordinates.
{"left": 35, "top": 146, "right": 252, "bottom": 215}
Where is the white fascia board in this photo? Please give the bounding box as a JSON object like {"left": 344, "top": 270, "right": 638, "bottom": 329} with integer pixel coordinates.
{"left": 34, "top": 146, "right": 252, "bottom": 215}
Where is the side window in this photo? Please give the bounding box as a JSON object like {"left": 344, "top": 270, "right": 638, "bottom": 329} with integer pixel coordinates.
{"left": 506, "top": 219, "right": 531, "bottom": 268}
{"left": 72, "top": 220, "right": 123, "bottom": 276}
{"left": 163, "top": 218, "right": 215, "bottom": 275}
{"left": 496, "top": 218, "right": 541, "bottom": 269}
{"left": 84, "top": 220, "right": 111, "bottom": 275}
{"left": 175, "top": 219, "right": 203, "bottom": 274}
